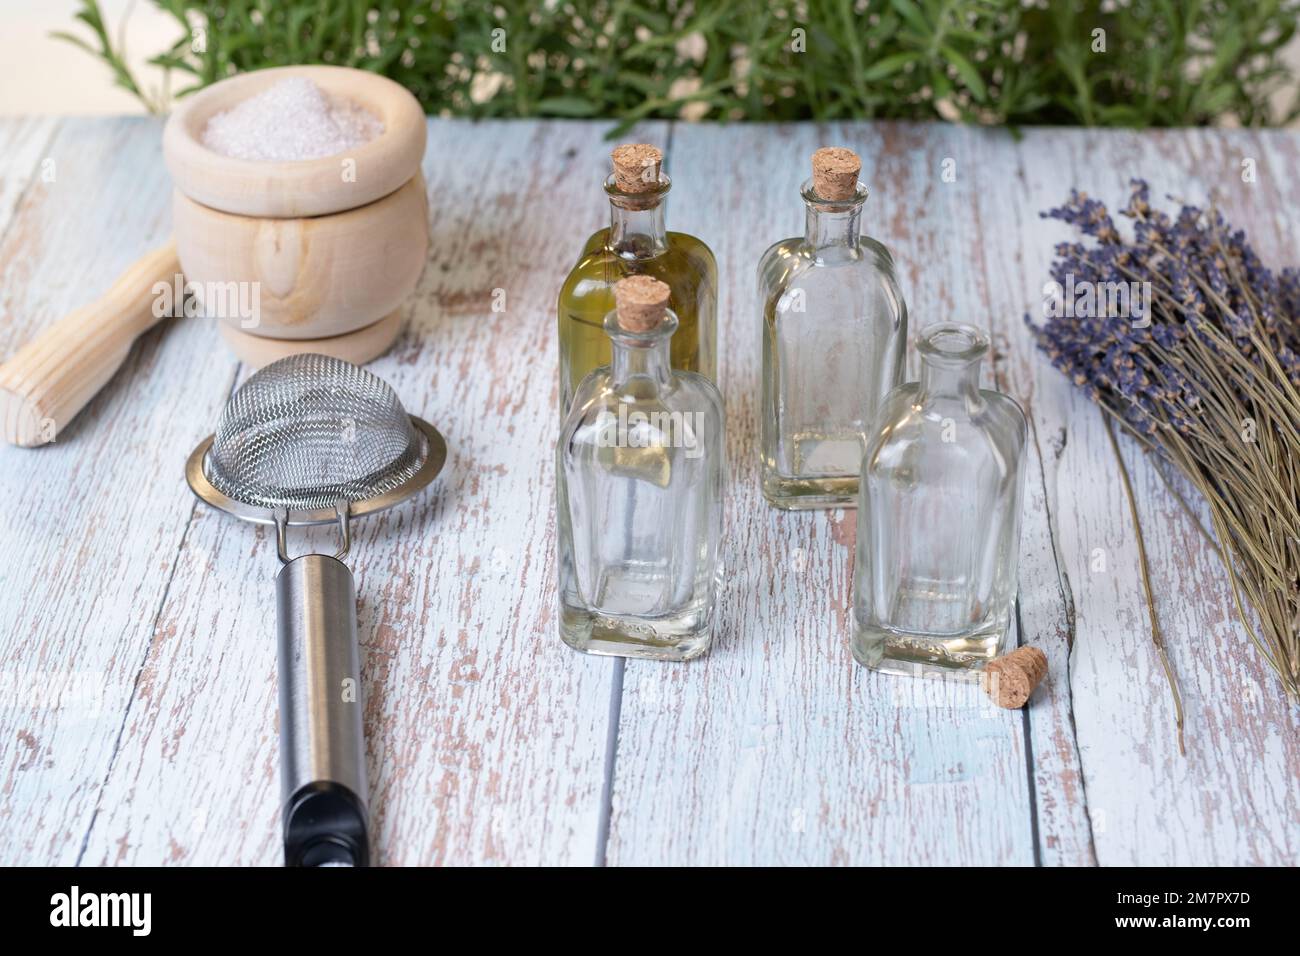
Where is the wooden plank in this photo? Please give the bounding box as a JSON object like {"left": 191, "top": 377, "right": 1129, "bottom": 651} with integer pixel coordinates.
{"left": 2, "top": 117, "right": 1296, "bottom": 866}
{"left": 0, "top": 117, "right": 233, "bottom": 865}
{"left": 604, "top": 122, "right": 1043, "bottom": 866}
{"left": 0, "top": 117, "right": 59, "bottom": 238}
{"left": 995, "top": 126, "right": 1300, "bottom": 865}
{"left": 963, "top": 125, "right": 1097, "bottom": 866}
{"left": 79, "top": 120, "right": 647, "bottom": 865}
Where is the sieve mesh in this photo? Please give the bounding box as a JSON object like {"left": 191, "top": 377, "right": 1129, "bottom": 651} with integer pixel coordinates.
{"left": 205, "top": 353, "right": 426, "bottom": 512}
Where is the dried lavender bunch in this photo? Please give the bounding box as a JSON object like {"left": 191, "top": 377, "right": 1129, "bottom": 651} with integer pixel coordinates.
{"left": 1027, "top": 180, "right": 1300, "bottom": 702}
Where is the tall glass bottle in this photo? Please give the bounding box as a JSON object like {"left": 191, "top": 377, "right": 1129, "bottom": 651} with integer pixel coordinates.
{"left": 853, "top": 323, "right": 1027, "bottom": 676}
{"left": 759, "top": 147, "right": 907, "bottom": 509}
{"left": 557, "top": 144, "right": 717, "bottom": 414}
{"left": 556, "top": 276, "right": 726, "bottom": 661}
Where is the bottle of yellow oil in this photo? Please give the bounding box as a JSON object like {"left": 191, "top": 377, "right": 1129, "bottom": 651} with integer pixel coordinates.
{"left": 557, "top": 143, "right": 717, "bottom": 413}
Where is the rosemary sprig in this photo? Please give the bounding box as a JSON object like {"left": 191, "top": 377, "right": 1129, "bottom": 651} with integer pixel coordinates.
{"left": 53, "top": 0, "right": 1300, "bottom": 128}
{"left": 51, "top": 0, "right": 168, "bottom": 114}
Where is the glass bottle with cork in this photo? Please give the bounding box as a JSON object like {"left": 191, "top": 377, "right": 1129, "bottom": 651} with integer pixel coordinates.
{"left": 557, "top": 144, "right": 717, "bottom": 415}
{"left": 758, "top": 146, "right": 908, "bottom": 509}
{"left": 556, "top": 275, "right": 726, "bottom": 662}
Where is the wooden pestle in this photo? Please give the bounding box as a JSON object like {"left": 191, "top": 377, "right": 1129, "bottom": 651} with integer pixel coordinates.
{"left": 0, "top": 242, "right": 180, "bottom": 447}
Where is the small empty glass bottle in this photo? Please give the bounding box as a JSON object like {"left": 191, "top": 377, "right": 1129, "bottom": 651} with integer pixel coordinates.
{"left": 556, "top": 275, "right": 726, "bottom": 661}
{"left": 557, "top": 143, "right": 717, "bottom": 415}
{"left": 759, "top": 146, "right": 907, "bottom": 509}
{"left": 852, "top": 323, "right": 1027, "bottom": 676}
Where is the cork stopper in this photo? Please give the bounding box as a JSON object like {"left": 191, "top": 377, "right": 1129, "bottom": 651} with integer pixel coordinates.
{"left": 613, "top": 275, "right": 671, "bottom": 333}
{"left": 811, "top": 146, "right": 861, "bottom": 201}
{"left": 981, "top": 646, "right": 1049, "bottom": 709}
{"left": 612, "top": 144, "right": 663, "bottom": 193}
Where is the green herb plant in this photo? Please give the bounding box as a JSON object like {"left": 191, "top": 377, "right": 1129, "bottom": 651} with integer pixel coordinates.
{"left": 58, "top": 0, "right": 1300, "bottom": 129}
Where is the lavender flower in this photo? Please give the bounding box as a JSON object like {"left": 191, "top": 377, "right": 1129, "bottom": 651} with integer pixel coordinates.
{"left": 1027, "top": 180, "right": 1300, "bottom": 703}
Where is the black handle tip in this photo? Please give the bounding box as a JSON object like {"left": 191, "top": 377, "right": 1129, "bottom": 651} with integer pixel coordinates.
{"left": 283, "top": 781, "right": 369, "bottom": 868}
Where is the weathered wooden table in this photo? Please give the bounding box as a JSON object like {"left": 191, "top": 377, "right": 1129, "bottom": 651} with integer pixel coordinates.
{"left": 1, "top": 117, "right": 1296, "bottom": 866}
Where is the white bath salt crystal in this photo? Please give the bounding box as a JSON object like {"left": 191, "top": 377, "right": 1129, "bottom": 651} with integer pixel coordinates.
{"left": 201, "top": 76, "right": 384, "bottom": 162}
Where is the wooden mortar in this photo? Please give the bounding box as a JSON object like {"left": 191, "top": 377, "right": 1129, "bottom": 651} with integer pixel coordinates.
{"left": 0, "top": 66, "right": 431, "bottom": 445}
{"left": 164, "top": 65, "right": 429, "bottom": 363}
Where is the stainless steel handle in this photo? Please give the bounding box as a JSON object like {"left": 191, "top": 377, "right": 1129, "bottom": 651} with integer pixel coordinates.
{"left": 276, "top": 553, "right": 369, "bottom": 867}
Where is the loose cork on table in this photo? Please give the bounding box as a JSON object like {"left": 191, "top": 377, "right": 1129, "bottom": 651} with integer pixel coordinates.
{"left": 982, "top": 646, "right": 1049, "bottom": 709}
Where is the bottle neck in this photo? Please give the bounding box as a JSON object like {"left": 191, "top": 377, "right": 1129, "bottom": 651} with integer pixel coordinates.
{"left": 914, "top": 324, "right": 991, "bottom": 406}
{"left": 805, "top": 203, "right": 862, "bottom": 253}
{"left": 611, "top": 335, "right": 674, "bottom": 390}
{"left": 605, "top": 309, "right": 679, "bottom": 392}
{"left": 802, "top": 199, "right": 866, "bottom": 267}
{"left": 607, "top": 186, "right": 669, "bottom": 259}
{"left": 800, "top": 177, "right": 866, "bottom": 260}
{"left": 919, "top": 356, "right": 983, "bottom": 403}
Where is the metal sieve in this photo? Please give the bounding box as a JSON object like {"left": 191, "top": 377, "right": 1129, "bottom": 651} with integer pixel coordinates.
{"left": 186, "top": 353, "right": 447, "bottom": 867}
{"left": 190, "top": 352, "right": 443, "bottom": 525}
